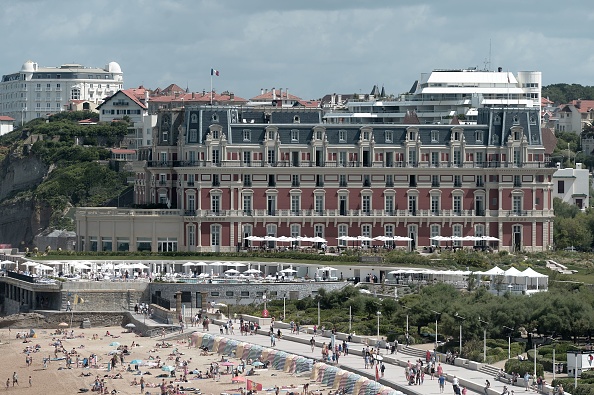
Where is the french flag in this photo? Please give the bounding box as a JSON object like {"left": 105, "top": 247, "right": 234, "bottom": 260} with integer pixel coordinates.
{"left": 211, "top": 68, "right": 219, "bottom": 76}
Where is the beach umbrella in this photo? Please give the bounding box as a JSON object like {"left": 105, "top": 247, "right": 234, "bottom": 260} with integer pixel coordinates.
{"left": 182, "top": 262, "right": 197, "bottom": 267}
{"left": 161, "top": 365, "right": 175, "bottom": 372}
{"left": 58, "top": 322, "right": 69, "bottom": 327}
{"left": 130, "top": 359, "right": 143, "bottom": 365}
{"left": 225, "top": 269, "right": 240, "bottom": 275}
{"left": 252, "top": 361, "right": 264, "bottom": 366}
{"left": 244, "top": 268, "right": 262, "bottom": 274}
{"left": 221, "top": 361, "right": 236, "bottom": 366}
{"left": 231, "top": 376, "right": 247, "bottom": 383}
{"left": 125, "top": 323, "right": 136, "bottom": 328}
{"left": 109, "top": 342, "right": 120, "bottom": 347}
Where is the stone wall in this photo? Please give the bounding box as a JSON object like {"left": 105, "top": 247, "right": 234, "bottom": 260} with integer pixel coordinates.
{"left": 62, "top": 290, "right": 146, "bottom": 312}
{"left": 37, "top": 311, "right": 128, "bottom": 329}
{"left": 149, "top": 281, "right": 347, "bottom": 309}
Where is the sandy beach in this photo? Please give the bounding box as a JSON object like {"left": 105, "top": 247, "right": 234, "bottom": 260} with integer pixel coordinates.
{"left": 0, "top": 326, "right": 322, "bottom": 395}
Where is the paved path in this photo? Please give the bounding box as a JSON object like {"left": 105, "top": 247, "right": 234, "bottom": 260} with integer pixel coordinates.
{"left": 183, "top": 322, "right": 544, "bottom": 395}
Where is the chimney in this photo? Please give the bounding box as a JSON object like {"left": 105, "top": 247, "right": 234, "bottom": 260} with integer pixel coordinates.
{"left": 264, "top": 89, "right": 268, "bottom": 94}
{"left": 230, "top": 93, "right": 234, "bottom": 100}
{"left": 272, "top": 88, "right": 276, "bottom": 100}
{"left": 261, "top": 88, "right": 264, "bottom": 95}
{"left": 279, "top": 88, "right": 282, "bottom": 101}
{"left": 202, "top": 89, "right": 206, "bottom": 96}
{"left": 144, "top": 90, "right": 149, "bottom": 103}
{"left": 498, "top": 67, "right": 502, "bottom": 72}
{"left": 338, "top": 94, "right": 342, "bottom": 103}
{"left": 192, "top": 92, "right": 195, "bottom": 99}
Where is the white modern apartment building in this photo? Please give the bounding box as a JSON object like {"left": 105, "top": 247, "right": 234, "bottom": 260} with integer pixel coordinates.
{"left": 553, "top": 163, "right": 590, "bottom": 210}
{"left": 324, "top": 68, "right": 541, "bottom": 125}
{"left": 0, "top": 60, "right": 124, "bottom": 125}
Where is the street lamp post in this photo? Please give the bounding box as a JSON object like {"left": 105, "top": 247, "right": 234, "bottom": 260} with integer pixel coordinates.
{"left": 503, "top": 326, "right": 513, "bottom": 360}
{"left": 349, "top": 305, "right": 352, "bottom": 333}
{"left": 317, "top": 299, "right": 320, "bottom": 327}
{"left": 479, "top": 317, "right": 489, "bottom": 362}
{"left": 376, "top": 311, "right": 381, "bottom": 340}
{"left": 283, "top": 294, "right": 286, "bottom": 321}
{"left": 454, "top": 313, "right": 465, "bottom": 354}
{"left": 402, "top": 305, "right": 411, "bottom": 346}
{"left": 431, "top": 310, "right": 441, "bottom": 350}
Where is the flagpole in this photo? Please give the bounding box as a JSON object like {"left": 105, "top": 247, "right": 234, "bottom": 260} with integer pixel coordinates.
{"left": 210, "top": 72, "right": 213, "bottom": 105}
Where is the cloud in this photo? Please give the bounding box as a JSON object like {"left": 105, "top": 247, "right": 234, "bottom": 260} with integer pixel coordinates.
{"left": 1, "top": 1, "right": 593, "bottom": 99}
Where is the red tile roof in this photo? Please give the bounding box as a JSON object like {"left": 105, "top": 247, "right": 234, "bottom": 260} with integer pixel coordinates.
{"left": 149, "top": 91, "right": 247, "bottom": 104}
{"left": 541, "top": 127, "right": 557, "bottom": 155}
{"left": 402, "top": 110, "right": 420, "bottom": 125}
{"left": 567, "top": 100, "right": 594, "bottom": 113}
{"left": 98, "top": 89, "right": 147, "bottom": 110}
{"left": 295, "top": 100, "right": 320, "bottom": 108}
{"left": 250, "top": 89, "right": 301, "bottom": 101}
{"left": 0, "top": 116, "right": 15, "bottom": 122}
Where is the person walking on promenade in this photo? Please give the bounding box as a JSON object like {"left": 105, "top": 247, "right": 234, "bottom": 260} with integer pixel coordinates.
{"left": 310, "top": 337, "right": 315, "bottom": 352}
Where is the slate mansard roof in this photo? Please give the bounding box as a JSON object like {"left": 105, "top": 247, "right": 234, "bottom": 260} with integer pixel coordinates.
{"left": 177, "top": 106, "right": 542, "bottom": 148}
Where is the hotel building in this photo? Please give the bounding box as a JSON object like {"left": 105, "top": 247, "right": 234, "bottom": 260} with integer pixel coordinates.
{"left": 76, "top": 104, "right": 555, "bottom": 253}
{"left": 0, "top": 60, "right": 123, "bottom": 125}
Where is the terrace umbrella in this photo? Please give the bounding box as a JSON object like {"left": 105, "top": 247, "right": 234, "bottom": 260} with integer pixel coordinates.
{"left": 161, "top": 365, "right": 175, "bottom": 372}
{"left": 224, "top": 269, "right": 240, "bottom": 275}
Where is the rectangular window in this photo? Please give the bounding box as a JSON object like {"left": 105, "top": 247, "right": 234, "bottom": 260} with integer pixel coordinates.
{"left": 339, "top": 174, "right": 347, "bottom": 187}
{"left": 243, "top": 195, "right": 252, "bottom": 214}
{"left": 454, "top": 175, "right": 462, "bottom": 187}
{"left": 212, "top": 149, "right": 220, "bottom": 164}
{"left": 189, "top": 129, "right": 197, "bottom": 142}
{"left": 431, "top": 152, "right": 439, "bottom": 167}
{"left": 339, "top": 130, "right": 347, "bottom": 142}
{"left": 338, "top": 151, "right": 347, "bottom": 166}
{"left": 513, "top": 195, "right": 523, "bottom": 214}
{"left": 362, "top": 196, "right": 371, "bottom": 214}
{"left": 211, "top": 195, "right": 220, "bottom": 214}
{"left": 431, "top": 195, "right": 440, "bottom": 215}
{"left": 386, "top": 174, "right": 394, "bottom": 187}
{"left": 431, "top": 175, "right": 440, "bottom": 187}
{"left": 315, "top": 195, "right": 324, "bottom": 214}
{"left": 291, "top": 129, "right": 299, "bottom": 142}
{"left": 408, "top": 149, "right": 417, "bottom": 166}
{"left": 338, "top": 225, "right": 347, "bottom": 247}
{"left": 476, "top": 152, "right": 484, "bottom": 166}
{"left": 453, "top": 195, "right": 462, "bottom": 214}
{"left": 243, "top": 151, "right": 251, "bottom": 166}
{"left": 292, "top": 174, "right": 300, "bottom": 187}
{"left": 291, "top": 195, "right": 300, "bottom": 215}
{"left": 475, "top": 130, "right": 483, "bottom": 142}
{"left": 430, "top": 225, "right": 440, "bottom": 246}
{"left": 558, "top": 180, "right": 565, "bottom": 194}
{"left": 385, "top": 130, "right": 393, "bottom": 143}
{"left": 268, "top": 174, "right": 275, "bottom": 187}
{"left": 212, "top": 174, "right": 220, "bottom": 187}
{"left": 431, "top": 130, "right": 439, "bottom": 142}
{"left": 476, "top": 175, "right": 484, "bottom": 187}
{"left": 385, "top": 195, "right": 394, "bottom": 214}
{"left": 267, "top": 149, "right": 275, "bottom": 164}
{"left": 453, "top": 150, "right": 461, "bottom": 166}
{"left": 243, "top": 129, "right": 251, "bottom": 141}
{"left": 408, "top": 195, "right": 417, "bottom": 215}
{"left": 361, "top": 224, "right": 371, "bottom": 247}
{"left": 243, "top": 174, "right": 251, "bottom": 187}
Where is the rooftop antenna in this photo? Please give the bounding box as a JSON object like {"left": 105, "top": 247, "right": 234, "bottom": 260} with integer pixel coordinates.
{"left": 483, "top": 39, "right": 492, "bottom": 71}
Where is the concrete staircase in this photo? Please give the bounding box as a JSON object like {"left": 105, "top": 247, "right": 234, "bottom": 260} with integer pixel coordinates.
{"left": 479, "top": 364, "right": 501, "bottom": 377}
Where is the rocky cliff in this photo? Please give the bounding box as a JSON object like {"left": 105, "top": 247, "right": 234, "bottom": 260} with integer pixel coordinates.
{"left": 0, "top": 150, "right": 51, "bottom": 248}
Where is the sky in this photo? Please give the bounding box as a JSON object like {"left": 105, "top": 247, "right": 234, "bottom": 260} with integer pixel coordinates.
{"left": 2, "top": 0, "right": 593, "bottom": 100}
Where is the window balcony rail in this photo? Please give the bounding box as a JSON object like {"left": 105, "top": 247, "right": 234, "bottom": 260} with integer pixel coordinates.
{"left": 339, "top": 181, "right": 348, "bottom": 187}
{"left": 386, "top": 181, "right": 394, "bottom": 187}
{"left": 513, "top": 181, "right": 522, "bottom": 187}
{"left": 432, "top": 182, "right": 440, "bottom": 187}
{"left": 454, "top": 182, "right": 462, "bottom": 187}
{"left": 243, "top": 181, "right": 252, "bottom": 187}
{"left": 184, "top": 210, "right": 196, "bottom": 216}
{"left": 508, "top": 210, "right": 528, "bottom": 217}
{"left": 316, "top": 181, "right": 324, "bottom": 187}
{"left": 292, "top": 182, "right": 300, "bottom": 187}
{"left": 187, "top": 182, "right": 195, "bottom": 187}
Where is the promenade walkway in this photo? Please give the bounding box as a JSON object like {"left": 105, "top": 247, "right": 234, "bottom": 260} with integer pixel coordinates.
{"left": 181, "top": 321, "right": 550, "bottom": 395}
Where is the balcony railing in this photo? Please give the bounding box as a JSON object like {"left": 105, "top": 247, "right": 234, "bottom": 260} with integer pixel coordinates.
{"left": 81, "top": 207, "right": 552, "bottom": 219}
{"left": 146, "top": 159, "right": 556, "bottom": 169}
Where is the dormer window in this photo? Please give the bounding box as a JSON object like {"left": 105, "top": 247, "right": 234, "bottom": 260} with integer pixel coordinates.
{"left": 243, "top": 129, "right": 251, "bottom": 142}
{"left": 475, "top": 130, "right": 483, "bottom": 142}
{"left": 339, "top": 130, "right": 347, "bottom": 142}
{"left": 453, "top": 131, "right": 460, "bottom": 141}
{"left": 385, "top": 130, "right": 393, "bottom": 143}
{"left": 291, "top": 129, "right": 299, "bottom": 142}
{"left": 431, "top": 130, "right": 439, "bottom": 142}
{"left": 513, "top": 115, "right": 519, "bottom": 124}
{"left": 293, "top": 115, "right": 300, "bottom": 123}
{"left": 212, "top": 113, "right": 219, "bottom": 122}
{"left": 191, "top": 114, "right": 198, "bottom": 123}
{"left": 316, "top": 130, "right": 323, "bottom": 140}
{"left": 529, "top": 115, "right": 536, "bottom": 125}
{"left": 212, "top": 130, "right": 220, "bottom": 139}
{"left": 494, "top": 114, "right": 501, "bottom": 125}
{"left": 514, "top": 130, "right": 521, "bottom": 140}
{"left": 408, "top": 131, "right": 415, "bottom": 141}
{"left": 267, "top": 130, "right": 275, "bottom": 140}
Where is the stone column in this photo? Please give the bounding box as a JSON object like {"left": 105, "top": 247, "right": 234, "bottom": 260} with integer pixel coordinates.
{"left": 175, "top": 291, "right": 182, "bottom": 320}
